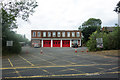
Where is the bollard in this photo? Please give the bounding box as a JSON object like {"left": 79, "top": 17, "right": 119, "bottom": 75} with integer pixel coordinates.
{"left": 75, "top": 48, "right": 77, "bottom": 53}
{"left": 40, "top": 50, "right": 43, "bottom": 54}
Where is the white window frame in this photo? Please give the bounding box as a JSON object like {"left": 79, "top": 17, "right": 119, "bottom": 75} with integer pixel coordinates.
{"left": 57, "top": 32, "right": 61, "bottom": 37}
{"left": 43, "top": 32, "right": 46, "bottom": 37}
{"left": 37, "top": 32, "right": 41, "bottom": 37}
{"left": 72, "top": 32, "right": 75, "bottom": 37}
{"left": 67, "top": 32, "right": 70, "bottom": 37}
{"left": 33, "top": 32, "right": 36, "bottom": 37}
{"left": 76, "top": 32, "right": 80, "bottom": 37}
{"left": 48, "top": 32, "right": 51, "bottom": 37}
{"left": 62, "top": 32, "right": 65, "bottom": 37}
{"left": 52, "top": 32, "right": 56, "bottom": 37}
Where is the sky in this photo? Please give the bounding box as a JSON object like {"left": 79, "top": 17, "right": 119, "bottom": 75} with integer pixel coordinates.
{"left": 15, "top": 0, "right": 119, "bottom": 40}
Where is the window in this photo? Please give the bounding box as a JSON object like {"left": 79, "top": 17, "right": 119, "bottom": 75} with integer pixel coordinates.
{"left": 52, "top": 32, "right": 56, "bottom": 37}
{"left": 62, "top": 32, "right": 65, "bottom": 37}
{"left": 33, "top": 32, "right": 36, "bottom": 37}
{"left": 48, "top": 32, "right": 51, "bottom": 37}
{"left": 72, "top": 32, "right": 75, "bottom": 37}
{"left": 67, "top": 32, "right": 70, "bottom": 37}
{"left": 76, "top": 32, "right": 80, "bottom": 37}
{"left": 37, "top": 32, "right": 41, "bottom": 37}
{"left": 43, "top": 32, "right": 46, "bottom": 37}
{"left": 57, "top": 32, "right": 61, "bottom": 37}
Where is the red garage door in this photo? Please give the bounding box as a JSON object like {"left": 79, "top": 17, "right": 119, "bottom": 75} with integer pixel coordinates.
{"left": 43, "top": 40, "right": 51, "bottom": 47}
{"left": 53, "top": 40, "right": 60, "bottom": 47}
{"left": 62, "top": 40, "right": 70, "bottom": 47}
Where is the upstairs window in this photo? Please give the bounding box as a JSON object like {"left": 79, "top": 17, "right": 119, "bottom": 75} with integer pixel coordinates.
{"left": 43, "top": 32, "right": 46, "bottom": 37}
{"left": 62, "top": 32, "right": 65, "bottom": 37}
{"left": 76, "top": 32, "right": 80, "bottom": 37}
{"left": 57, "top": 32, "right": 61, "bottom": 37}
{"left": 72, "top": 32, "right": 75, "bottom": 37}
{"left": 37, "top": 32, "right": 41, "bottom": 37}
{"left": 48, "top": 32, "right": 51, "bottom": 37}
{"left": 33, "top": 32, "right": 36, "bottom": 37}
{"left": 52, "top": 32, "right": 56, "bottom": 37}
{"left": 67, "top": 32, "right": 70, "bottom": 37}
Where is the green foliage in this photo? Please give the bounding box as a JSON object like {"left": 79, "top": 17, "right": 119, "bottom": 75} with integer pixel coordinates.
{"left": 87, "top": 27, "right": 120, "bottom": 51}
{"left": 82, "top": 18, "right": 102, "bottom": 27}
{"left": 3, "top": 0, "right": 38, "bottom": 21}
{"left": 79, "top": 18, "right": 102, "bottom": 45}
{"left": 2, "top": 31, "right": 21, "bottom": 55}
{"left": 114, "top": 1, "right": 120, "bottom": 13}
{"left": 2, "top": 0, "right": 38, "bottom": 55}
{"left": 86, "top": 31, "right": 97, "bottom": 51}
{"left": 82, "top": 26, "right": 98, "bottom": 43}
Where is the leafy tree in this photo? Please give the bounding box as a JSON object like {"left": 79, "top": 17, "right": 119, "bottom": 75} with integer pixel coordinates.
{"left": 87, "top": 26, "right": 120, "bottom": 51}
{"left": 79, "top": 18, "right": 102, "bottom": 45}
{"left": 86, "top": 31, "right": 97, "bottom": 51}
{"left": 2, "top": 0, "right": 38, "bottom": 55}
{"left": 82, "top": 18, "right": 102, "bottom": 27}
{"left": 114, "top": 1, "right": 120, "bottom": 13}
{"left": 82, "top": 26, "right": 97, "bottom": 43}
{"left": 2, "top": 0, "right": 38, "bottom": 30}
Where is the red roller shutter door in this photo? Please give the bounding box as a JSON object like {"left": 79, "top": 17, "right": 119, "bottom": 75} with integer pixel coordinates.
{"left": 62, "top": 40, "right": 70, "bottom": 47}
{"left": 53, "top": 40, "right": 60, "bottom": 47}
{"left": 43, "top": 40, "right": 51, "bottom": 47}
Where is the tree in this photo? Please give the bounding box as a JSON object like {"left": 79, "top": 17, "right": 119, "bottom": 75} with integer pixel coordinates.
{"left": 87, "top": 26, "right": 120, "bottom": 51}
{"left": 114, "top": 1, "right": 120, "bottom": 13}
{"left": 2, "top": 0, "right": 38, "bottom": 54}
{"left": 2, "top": 0, "right": 38, "bottom": 30}
{"left": 79, "top": 18, "right": 102, "bottom": 45}
{"left": 82, "top": 18, "right": 102, "bottom": 28}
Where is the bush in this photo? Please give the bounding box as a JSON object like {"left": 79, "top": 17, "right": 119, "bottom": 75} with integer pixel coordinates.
{"left": 10, "top": 41, "right": 21, "bottom": 53}
{"left": 87, "top": 26, "right": 120, "bottom": 51}
{"left": 86, "top": 31, "right": 97, "bottom": 51}
{"left": 2, "top": 31, "right": 22, "bottom": 55}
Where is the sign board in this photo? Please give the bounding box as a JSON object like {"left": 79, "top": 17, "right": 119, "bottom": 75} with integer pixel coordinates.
{"left": 6, "top": 41, "right": 13, "bottom": 46}
{"left": 96, "top": 38, "right": 103, "bottom": 48}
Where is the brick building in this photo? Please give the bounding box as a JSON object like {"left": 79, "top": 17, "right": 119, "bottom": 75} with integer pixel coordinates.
{"left": 31, "top": 30, "right": 81, "bottom": 47}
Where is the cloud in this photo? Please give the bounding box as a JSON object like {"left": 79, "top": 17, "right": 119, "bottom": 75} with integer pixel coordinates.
{"left": 16, "top": 0, "right": 119, "bottom": 40}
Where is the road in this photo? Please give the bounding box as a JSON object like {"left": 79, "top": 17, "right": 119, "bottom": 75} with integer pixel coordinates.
{"left": 2, "top": 47, "right": 120, "bottom": 79}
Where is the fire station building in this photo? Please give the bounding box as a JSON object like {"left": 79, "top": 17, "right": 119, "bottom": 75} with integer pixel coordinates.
{"left": 31, "top": 30, "right": 81, "bottom": 47}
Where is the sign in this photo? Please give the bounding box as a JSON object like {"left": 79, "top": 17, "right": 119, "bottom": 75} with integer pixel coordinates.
{"left": 96, "top": 38, "right": 103, "bottom": 48}
{"left": 6, "top": 41, "right": 13, "bottom": 46}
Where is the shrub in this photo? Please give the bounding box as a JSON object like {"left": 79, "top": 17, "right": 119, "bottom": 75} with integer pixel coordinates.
{"left": 87, "top": 26, "right": 120, "bottom": 51}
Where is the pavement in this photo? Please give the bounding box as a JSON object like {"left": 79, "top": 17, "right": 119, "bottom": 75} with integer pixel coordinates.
{"left": 1, "top": 47, "right": 120, "bottom": 79}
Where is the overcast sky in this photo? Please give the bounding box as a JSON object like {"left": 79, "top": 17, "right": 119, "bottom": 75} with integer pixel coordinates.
{"left": 16, "top": 0, "right": 119, "bottom": 40}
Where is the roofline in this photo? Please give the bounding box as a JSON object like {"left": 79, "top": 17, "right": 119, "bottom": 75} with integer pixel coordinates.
{"left": 31, "top": 30, "right": 80, "bottom": 31}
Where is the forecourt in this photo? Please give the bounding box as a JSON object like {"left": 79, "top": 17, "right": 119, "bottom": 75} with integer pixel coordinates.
{"left": 2, "top": 47, "right": 119, "bottom": 79}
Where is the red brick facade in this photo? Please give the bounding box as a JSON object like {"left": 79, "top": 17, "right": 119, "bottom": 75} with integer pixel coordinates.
{"left": 31, "top": 30, "right": 81, "bottom": 47}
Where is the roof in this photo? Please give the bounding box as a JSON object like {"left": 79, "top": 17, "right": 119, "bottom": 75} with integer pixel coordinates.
{"left": 31, "top": 30, "right": 81, "bottom": 31}
{"left": 102, "top": 27, "right": 115, "bottom": 31}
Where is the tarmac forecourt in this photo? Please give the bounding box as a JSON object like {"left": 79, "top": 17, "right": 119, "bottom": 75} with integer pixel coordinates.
{"left": 2, "top": 47, "right": 119, "bottom": 79}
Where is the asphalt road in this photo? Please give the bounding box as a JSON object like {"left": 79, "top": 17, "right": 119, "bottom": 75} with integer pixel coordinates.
{"left": 2, "top": 47, "right": 120, "bottom": 79}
